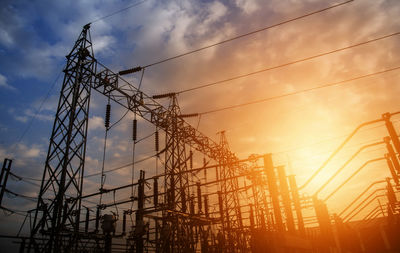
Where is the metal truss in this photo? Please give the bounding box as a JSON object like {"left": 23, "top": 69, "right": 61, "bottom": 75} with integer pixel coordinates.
{"left": 28, "top": 24, "right": 96, "bottom": 252}
{"left": 27, "top": 24, "right": 248, "bottom": 252}
{"left": 217, "top": 131, "right": 245, "bottom": 252}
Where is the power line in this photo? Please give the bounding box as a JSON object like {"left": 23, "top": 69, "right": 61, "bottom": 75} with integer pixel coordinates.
{"left": 108, "top": 109, "right": 130, "bottom": 130}
{"left": 10, "top": 70, "right": 62, "bottom": 156}
{"left": 4, "top": 189, "right": 38, "bottom": 202}
{"left": 84, "top": 149, "right": 164, "bottom": 178}
{"left": 273, "top": 124, "right": 395, "bottom": 174}
{"left": 197, "top": 65, "right": 400, "bottom": 115}
{"left": 0, "top": 206, "right": 29, "bottom": 217}
{"left": 14, "top": 135, "right": 161, "bottom": 183}
{"left": 135, "top": 132, "right": 155, "bottom": 144}
{"left": 9, "top": 171, "right": 42, "bottom": 188}
{"left": 207, "top": 78, "right": 384, "bottom": 138}
{"left": 90, "top": 0, "right": 149, "bottom": 24}
{"left": 20, "top": 178, "right": 41, "bottom": 188}
{"left": 275, "top": 123, "right": 388, "bottom": 155}
{"left": 293, "top": 143, "right": 387, "bottom": 172}
{"left": 12, "top": 155, "right": 154, "bottom": 182}
{"left": 12, "top": 65, "right": 400, "bottom": 183}
{"left": 142, "top": 0, "right": 354, "bottom": 68}
{"left": 177, "top": 31, "right": 400, "bottom": 94}
{"left": 19, "top": 176, "right": 42, "bottom": 182}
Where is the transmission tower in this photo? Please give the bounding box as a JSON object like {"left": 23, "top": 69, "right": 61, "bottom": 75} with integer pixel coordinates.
{"left": 218, "top": 131, "right": 246, "bottom": 252}
{"left": 26, "top": 24, "right": 250, "bottom": 252}
{"left": 29, "top": 24, "right": 95, "bottom": 252}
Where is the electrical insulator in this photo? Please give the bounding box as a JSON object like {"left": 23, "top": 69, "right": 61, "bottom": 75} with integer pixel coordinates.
{"left": 153, "top": 178, "right": 158, "bottom": 207}
{"left": 237, "top": 206, "right": 243, "bottom": 228}
{"left": 122, "top": 211, "right": 127, "bottom": 235}
{"left": 101, "top": 214, "right": 116, "bottom": 234}
{"left": 203, "top": 157, "right": 207, "bottom": 179}
{"left": 152, "top": 92, "right": 176, "bottom": 99}
{"left": 140, "top": 92, "right": 144, "bottom": 104}
{"left": 260, "top": 209, "right": 266, "bottom": 229}
{"left": 155, "top": 131, "right": 159, "bottom": 152}
{"left": 190, "top": 196, "right": 195, "bottom": 215}
{"left": 105, "top": 104, "right": 111, "bottom": 129}
{"left": 179, "top": 113, "right": 199, "bottom": 118}
{"left": 249, "top": 204, "right": 255, "bottom": 229}
{"left": 197, "top": 182, "right": 202, "bottom": 212}
{"left": 190, "top": 151, "right": 193, "bottom": 169}
{"left": 85, "top": 208, "right": 90, "bottom": 233}
{"left": 181, "top": 189, "right": 187, "bottom": 212}
{"left": 181, "top": 189, "right": 187, "bottom": 213}
{"left": 132, "top": 119, "right": 137, "bottom": 141}
{"left": 118, "top": 66, "right": 142, "bottom": 76}
{"left": 95, "top": 207, "right": 100, "bottom": 233}
{"left": 204, "top": 195, "right": 209, "bottom": 217}
{"left": 217, "top": 191, "right": 224, "bottom": 223}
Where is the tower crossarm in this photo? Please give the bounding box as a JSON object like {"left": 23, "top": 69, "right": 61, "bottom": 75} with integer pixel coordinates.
{"left": 89, "top": 61, "right": 238, "bottom": 164}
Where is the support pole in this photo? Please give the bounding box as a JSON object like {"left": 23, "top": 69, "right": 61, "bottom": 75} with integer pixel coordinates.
{"left": 29, "top": 24, "right": 94, "bottom": 252}
{"left": 385, "top": 137, "right": 400, "bottom": 174}
{"left": 197, "top": 182, "right": 202, "bottom": 213}
{"left": 313, "top": 197, "right": 334, "bottom": 246}
{"left": 0, "top": 158, "right": 12, "bottom": 207}
{"left": 85, "top": 207, "right": 89, "bottom": 233}
{"left": 218, "top": 191, "right": 224, "bottom": 230}
{"left": 277, "top": 166, "right": 295, "bottom": 233}
{"left": 95, "top": 207, "right": 100, "bottom": 233}
{"left": 204, "top": 195, "right": 209, "bottom": 218}
{"left": 385, "top": 154, "right": 399, "bottom": 185}
{"left": 153, "top": 178, "right": 158, "bottom": 207}
{"left": 386, "top": 177, "right": 397, "bottom": 212}
{"left": 288, "top": 175, "right": 305, "bottom": 236}
{"left": 249, "top": 204, "right": 255, "bottom": 230}
{"left": 136, "top": 170, "right": 145, "bottom": 253}
{"left": 383, "top": 112, "right": 400, "bottom": 155}
{"left": 264, "top": 154, "right": 283, "bottom": 232}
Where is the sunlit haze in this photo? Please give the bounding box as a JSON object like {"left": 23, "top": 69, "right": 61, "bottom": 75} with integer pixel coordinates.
{"left": 0, "top": 0, "right": 399, "bottom": 251}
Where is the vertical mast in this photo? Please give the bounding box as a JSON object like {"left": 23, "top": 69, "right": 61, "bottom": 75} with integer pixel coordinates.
{"left": 29, "top": 24, "right": 94, "bottom": 252}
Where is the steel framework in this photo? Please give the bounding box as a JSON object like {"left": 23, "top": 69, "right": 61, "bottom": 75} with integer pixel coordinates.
{"left": 19, "top": 23, "right": 400, "bottom": 253}
{"left": 28, "top": 24, "right": 247, "bottom": 253}
{"left": 29, "top": 24, "right": 95, "bottom": 252}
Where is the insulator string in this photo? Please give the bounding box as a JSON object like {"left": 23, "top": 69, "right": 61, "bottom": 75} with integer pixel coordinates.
{"left": 131, "top": 112, "right": 137, "bottom": 198}
{"left": 155, "top": 130, "right": 159, "bottom": 152}
{"left": 100, "top": 97, "right": 111, "bottom": 205}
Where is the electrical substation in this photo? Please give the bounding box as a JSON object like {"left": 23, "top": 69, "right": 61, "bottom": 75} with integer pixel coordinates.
{"left": 1, "top": 3, "right": 400, "bottom": 253}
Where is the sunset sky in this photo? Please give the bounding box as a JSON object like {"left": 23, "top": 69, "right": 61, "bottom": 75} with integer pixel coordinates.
{"left": 1, "top": 0, "right": 400, "bottom": 238}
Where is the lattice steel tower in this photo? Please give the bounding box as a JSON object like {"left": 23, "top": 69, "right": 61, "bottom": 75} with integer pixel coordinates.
{"left": 27, "top": 23, "right": 249, "bottom": 253}
{"left": 29, "top": 24, "right": 94, "bottom": 252}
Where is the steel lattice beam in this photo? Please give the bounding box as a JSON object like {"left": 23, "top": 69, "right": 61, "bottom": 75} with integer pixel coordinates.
{"left": 29, "top": 24, "right": 95, "bottom": 252}
{"left": 28, "top": 24, "right": 249, "bottom": 252}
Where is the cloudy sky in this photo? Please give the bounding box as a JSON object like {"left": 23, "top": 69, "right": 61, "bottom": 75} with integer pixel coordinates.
{"left": 1, "top": 0, "right": 400, "bottom": 243}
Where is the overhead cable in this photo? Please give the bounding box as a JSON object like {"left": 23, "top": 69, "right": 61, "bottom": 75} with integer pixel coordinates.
{"left": 90, "top": 0, "right": 148, "bottom": 24}
{"left": 178, "top": 31, "right": 400, "bottom": 94}
{"left": 141, "top": 0, "right": 354, "bottom": 68}
{"left": 198, "top": 66, "right": 400, "bottom": 115}
{"left": 9, "top": 70, "right": 62, "bottom": 157}
{"left": 84, "top": 148, "right": 166, "bottom": 178}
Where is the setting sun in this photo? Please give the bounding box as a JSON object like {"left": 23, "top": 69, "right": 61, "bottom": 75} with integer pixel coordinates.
{"left": 0, "top": 0, "right": 399, "bottom": 252}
